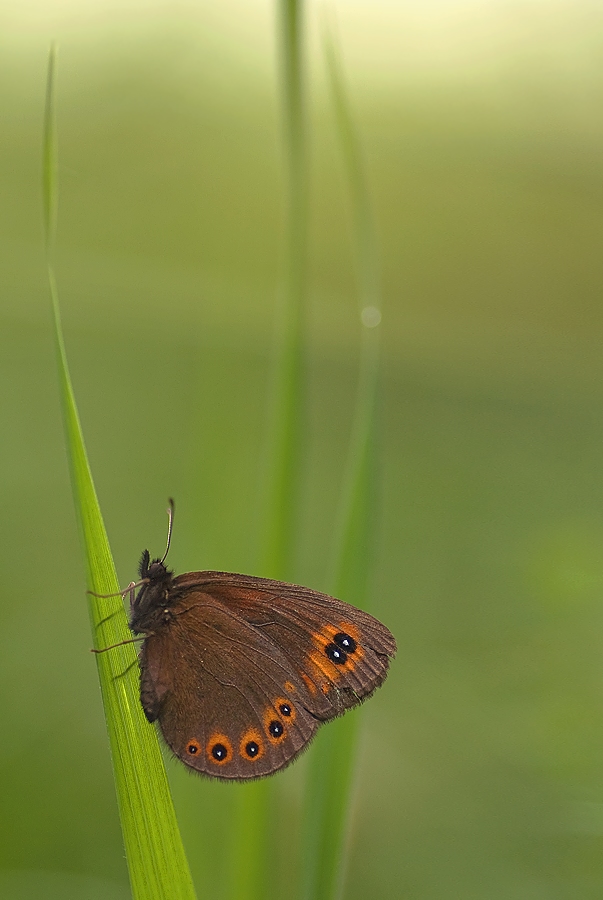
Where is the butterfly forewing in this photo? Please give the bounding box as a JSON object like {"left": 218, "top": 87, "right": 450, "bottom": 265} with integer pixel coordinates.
{"left": 183, "top": 573, "right": 395, "bottom": 719}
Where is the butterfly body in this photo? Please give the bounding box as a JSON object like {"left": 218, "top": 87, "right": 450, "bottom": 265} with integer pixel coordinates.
{"left": 130, "top": 549, "right": 396, "bottom": 780}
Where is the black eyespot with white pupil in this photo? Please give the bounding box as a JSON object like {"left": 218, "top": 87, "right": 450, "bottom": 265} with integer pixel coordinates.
{"left": 269, "top": 720, "right": 284, "bottom": 738}
{"left": 325, "top": 643, "right": 347, "bottom": 664}
{"left": 188, "top": 743, "right": 199, "bottom": 755}
{"left": 245, "top": 741, "right": 260, "bottom": 758}
{"left": 211, "top": 743, "right": 228, "bottom": 761}
{"left": 334, "top": 632, "right": 357, "bottom": 654}
{"left": 279, "top": 703, "right": 292, "bottom": 717}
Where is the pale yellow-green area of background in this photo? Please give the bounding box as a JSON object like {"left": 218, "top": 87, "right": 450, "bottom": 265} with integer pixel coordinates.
{"left": 2, "top": 2, "right": 603, "bottom": 898}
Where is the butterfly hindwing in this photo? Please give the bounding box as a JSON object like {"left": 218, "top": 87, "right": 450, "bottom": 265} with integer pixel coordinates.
{"left": 140, "top": 594, "right": 319, "bottom": 779}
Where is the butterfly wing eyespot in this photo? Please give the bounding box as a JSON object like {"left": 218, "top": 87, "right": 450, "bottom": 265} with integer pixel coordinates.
{"left": 275, "top": 697, "right": 296, "bottom": 723}
{"left": 325, "top": 643, "right": 347, "bottom": 664}
{"left": 333, "top": 631, "right": 358, "bottom": 654}
{"left": 263, "top": 707, "right": 287, "bottom": 743}
{"left": 268, "top": 720, "right": 284, "bottom": 739}
{"left": 312, "top": 623, "right": 364, "bottom": 670}
{"left": 186, "top": 739, "right": 201, "bottom": 756}
{"left": 206, "top": 733, "right": 232, "bottom": 765}
{"left": 240, "top": 728, "right": 265, "bottom": 761}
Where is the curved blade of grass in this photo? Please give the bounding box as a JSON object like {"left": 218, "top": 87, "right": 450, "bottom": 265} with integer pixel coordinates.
{"left": 228, "top": 4, "right": 309, "bottom": 900}
{"left": 299, "top": 15, "right": 383, "bottom": 900}
{"left": 44, "top": 45, "right": 197, "bottom": 900}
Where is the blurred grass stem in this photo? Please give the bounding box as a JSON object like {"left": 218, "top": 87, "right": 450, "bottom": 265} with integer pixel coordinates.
{"left": 262, "top": 0, "right": 308, "bottom": 581}
{"left": 229, "top": 3, "right": 308, "bottom": 900}
{"left": 300, "top": 16, "right": 383, "bottom": 900}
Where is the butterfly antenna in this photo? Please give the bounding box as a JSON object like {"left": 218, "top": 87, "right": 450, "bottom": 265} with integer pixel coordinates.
{"left": 160, "top": 498, "right": 175, "bottom": 564}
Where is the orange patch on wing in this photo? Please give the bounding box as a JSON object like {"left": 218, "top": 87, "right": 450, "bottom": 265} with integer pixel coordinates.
{"left": 301, "top": 673, "right": 317, "bottom": 695}
{"left": 284, "top": 680, "right": 296, "bottom": 694}
{"left": 307, "top": 648, "right": 342, "bottom": 682}
{"left": 206, "top": 732, "right": 233, "bottom": 766}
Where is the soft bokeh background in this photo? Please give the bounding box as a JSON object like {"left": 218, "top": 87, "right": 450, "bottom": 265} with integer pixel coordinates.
{"left": 2, "top": 0, "right": 603, "bottom": 897}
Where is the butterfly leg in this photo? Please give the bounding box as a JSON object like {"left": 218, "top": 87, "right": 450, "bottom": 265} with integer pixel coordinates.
{"left": 126, "top": 582, "right": 137, "bottom": 614}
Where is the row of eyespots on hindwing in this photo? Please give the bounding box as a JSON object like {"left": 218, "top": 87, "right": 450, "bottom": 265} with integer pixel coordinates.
{"left": 186, "top": 696, "right": 298, "bottom": 767}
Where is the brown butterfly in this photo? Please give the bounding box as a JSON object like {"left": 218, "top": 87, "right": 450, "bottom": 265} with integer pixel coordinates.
{"left": 96, "top": 502, "right": 396, "bottom": 780}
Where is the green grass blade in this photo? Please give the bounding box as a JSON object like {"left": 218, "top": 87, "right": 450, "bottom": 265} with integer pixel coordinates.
{"left": 44, "top": 45, "right": 197, "bottom": 900}
{"left": 228, "top": 4, "right": 308, "bottom": 900}
{"left": 227, "top": 781, "right": 271, "bottom": 900}
{"left": 261, "top": 0, "right": 308, "bottom": 581}
{"left": 299, "top": 17, "right": 383, "bottom": 900}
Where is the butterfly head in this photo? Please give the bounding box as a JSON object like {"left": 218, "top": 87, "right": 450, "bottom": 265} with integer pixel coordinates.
{"left": 138, "top": 548, "right": 174, "bottom": 580}
{"left": 131, "top": 549, "right": 174, "bottom": 633}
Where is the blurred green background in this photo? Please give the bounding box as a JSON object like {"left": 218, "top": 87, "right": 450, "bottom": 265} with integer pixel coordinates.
{"left": 3, "top": 0, "right": 603, "bottom": 897}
